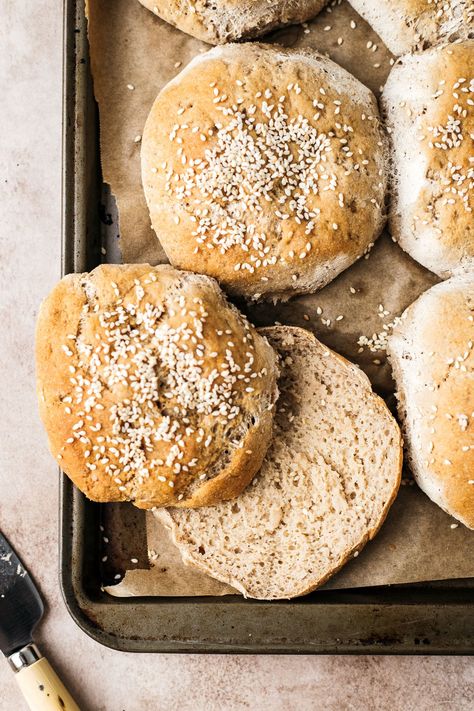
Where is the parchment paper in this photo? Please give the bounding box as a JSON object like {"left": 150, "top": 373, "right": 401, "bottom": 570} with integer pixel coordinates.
{"left": 85, "top": 0, "right": 474, "bottom": 597}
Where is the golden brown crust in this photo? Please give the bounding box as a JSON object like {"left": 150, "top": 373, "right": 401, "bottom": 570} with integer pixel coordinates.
{"left": 388, "top": 275, "right": 474, "bottom": 528}
{"left": 142, "top": 43, "right": 388, "bottom": 299}
{"left": 176, "top": 413, "right": 274, "bottom": 507}
{"left": 383, "top": 41, "right": 474, "bottom": 277}
{"left": 138, "top": 0, "right": 328, "bottom": 44}
{"left": 36, "top": 264, "right": 279, "bottom": 508}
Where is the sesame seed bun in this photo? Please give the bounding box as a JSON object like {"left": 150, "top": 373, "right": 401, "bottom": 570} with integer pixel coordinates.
{"left": 382, "top": 41, "right": 474, "bottom": 278}
{"left": 388, "top": 273, "right": 474, "bottom": 529}
{"left": 141, "top": 43, "right": 389, "bottom": 300}
{"left": 348, "top": 0, "right": 474, "bottom": 56}
{"left": 137, "top": 0, "right": 329, "bottom": 44}
{"left": 35, "top": 264, "right": 279, "bottom": 508}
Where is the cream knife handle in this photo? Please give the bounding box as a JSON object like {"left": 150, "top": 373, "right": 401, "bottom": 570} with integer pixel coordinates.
{"left": 9, "top": 645, "right": 81, "bottom": 711}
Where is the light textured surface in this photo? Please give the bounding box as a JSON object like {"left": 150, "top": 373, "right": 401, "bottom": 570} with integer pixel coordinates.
{"left": 1, "top": 1, "right": 474, "bottom": 710}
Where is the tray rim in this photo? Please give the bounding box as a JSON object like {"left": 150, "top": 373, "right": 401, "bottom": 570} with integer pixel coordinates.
{"left": 59, "top": 0, "right": 474, "bottom": 655}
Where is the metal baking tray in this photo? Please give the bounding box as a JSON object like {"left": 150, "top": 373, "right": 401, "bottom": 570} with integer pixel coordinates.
{"left": 60, "top": 0, "right": 474, "bottom": 654}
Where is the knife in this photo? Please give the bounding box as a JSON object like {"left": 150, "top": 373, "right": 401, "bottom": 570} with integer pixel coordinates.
{"left": 0, "top": 531, "right": 81, "bottom": 711}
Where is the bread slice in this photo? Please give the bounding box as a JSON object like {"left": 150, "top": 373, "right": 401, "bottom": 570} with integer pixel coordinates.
{"left": 388, "top": 274, "right": 474, "bottom": 529}
{"left": 157, "top": 326, "right": 402, "bottom": 599}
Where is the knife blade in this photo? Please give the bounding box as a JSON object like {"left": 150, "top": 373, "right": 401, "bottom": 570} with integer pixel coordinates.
{"left": 0, "top": 532, "right": 44, "bottom": 657}
{"left": 0, "top": 531, "right": 81, "bottom": 710}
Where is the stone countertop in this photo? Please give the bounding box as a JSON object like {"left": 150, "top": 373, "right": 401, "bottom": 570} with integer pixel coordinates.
{"left": 1, "top": 2, "right": 473, "bottom": 710}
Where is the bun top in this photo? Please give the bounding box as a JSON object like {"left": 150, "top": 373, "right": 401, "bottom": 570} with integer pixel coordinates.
{"left": 383, "top": 41, "right": 474, "bottom": 277}
{"left": 388, "top": 274, "right": 474, "bottom": 528}
{"left": 36, "top": 264, "right": 278, "bottom": 508}
{"left": 142, "top": 44, "right": 388, "bottom": 299}
{"left": 348, "top": 0, "right": 474, "bottom": 56}
{"left": 138, "top": 0, "right": 328, "bottom": 44}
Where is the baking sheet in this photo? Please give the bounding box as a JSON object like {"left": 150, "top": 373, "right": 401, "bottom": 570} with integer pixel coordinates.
{"left": 85, "top": 0, "right": 474, "bottom": 597}
{"left": 105, "top": 485, "right": 474, "bottom": 597}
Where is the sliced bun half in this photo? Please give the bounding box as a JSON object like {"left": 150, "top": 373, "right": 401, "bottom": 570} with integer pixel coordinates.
{"left": 157, "top": 326, "right": 402, "bottom": 599}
